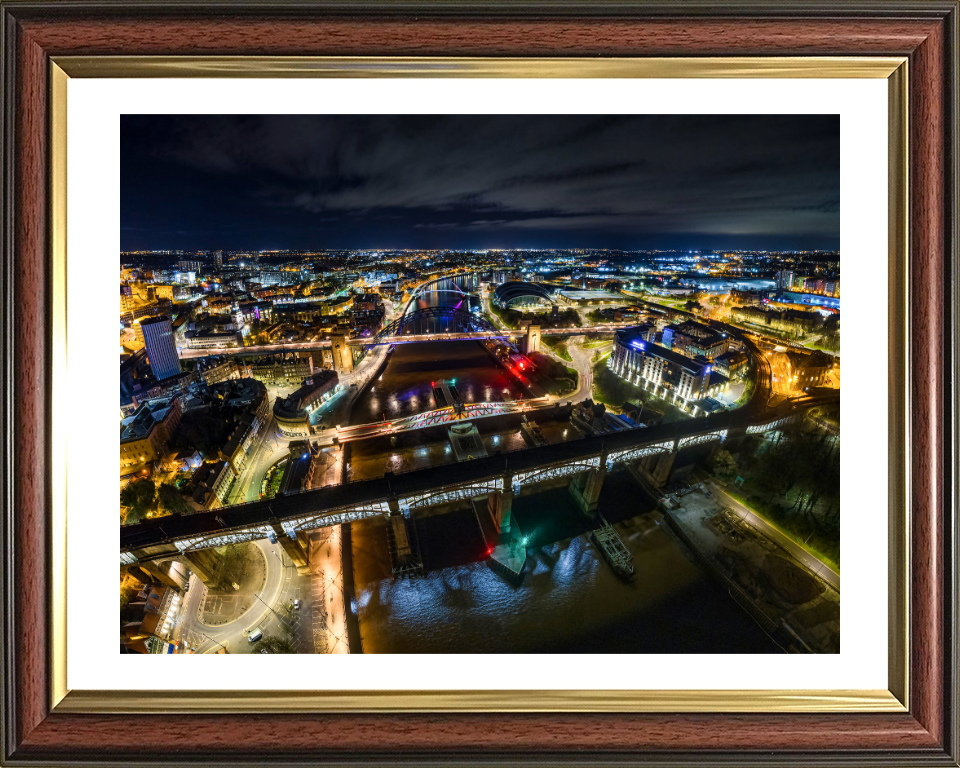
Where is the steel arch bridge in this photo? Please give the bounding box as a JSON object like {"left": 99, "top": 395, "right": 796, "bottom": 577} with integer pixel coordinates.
{"left": 417, "top": 272, "right": 480, "bottom": 297}
{"left": 368, "top": 307, "right": 505, "bottom": 345}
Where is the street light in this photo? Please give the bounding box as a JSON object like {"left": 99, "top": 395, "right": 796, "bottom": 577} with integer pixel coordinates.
{"left": 202, "top": 633, "right": 228, "bottom": 652}
{"left": 253, "top": 591, "right": 283, "bottom": 621}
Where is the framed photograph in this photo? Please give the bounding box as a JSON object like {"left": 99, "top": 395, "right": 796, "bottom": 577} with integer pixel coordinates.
{"left": 1, "top": 1, "right": 957, "bottom": 765}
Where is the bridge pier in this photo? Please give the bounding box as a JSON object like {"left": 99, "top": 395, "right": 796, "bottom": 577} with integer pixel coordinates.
{"left": 180, "top": 549, "right": 221, "bottom": 587}
{"left": 271, "top": 523, "right": 310, "bottom": 574}
{"left": 519, "top": 324, "right": 541, "bottom": 355}
{"left": 651, "top": 449, "right": 677, "bottom": 488}
{"left": 569, "top": 451, "right": 608, "bottom": 515}
{"left": 132, "top": 558, "right": 186, "bottom": 590}
{"left": 487, "top": 487, "right": 513, "bottom": 534}
{"left": 331, "top": 334, "right": 354, "bottom": 374}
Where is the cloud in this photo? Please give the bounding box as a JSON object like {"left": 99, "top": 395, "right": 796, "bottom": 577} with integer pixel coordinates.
{"left": 121, "top": 114, "right": 839, "bottom": 249}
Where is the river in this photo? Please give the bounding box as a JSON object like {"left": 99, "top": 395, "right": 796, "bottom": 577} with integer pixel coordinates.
{"left": 350, "top": 472, "right": 780, "bottom": 653}
{"left": 345, "top": 275, "right": 780, "bottom": 653}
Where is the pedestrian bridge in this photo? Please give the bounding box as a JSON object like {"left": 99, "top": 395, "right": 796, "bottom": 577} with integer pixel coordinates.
{"left": 416, "top": 274, "right": 479, "bottom": 297}
{"left": 120, "top": 396, "right": 835, "bottom": 564}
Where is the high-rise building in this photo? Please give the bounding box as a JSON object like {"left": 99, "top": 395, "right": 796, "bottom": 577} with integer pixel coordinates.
{"left": 214, "top": 250, "right": 224, "bottom": 269}
{"left": 140, "top": 315, "right": 182, "bottom": 381}
{"left": 775, "top": 269, "right": 794, "bottom": 292}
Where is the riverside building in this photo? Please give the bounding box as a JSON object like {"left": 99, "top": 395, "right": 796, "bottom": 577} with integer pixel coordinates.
{"left": 610, "top": 328, "right": 729, "bottom": 414}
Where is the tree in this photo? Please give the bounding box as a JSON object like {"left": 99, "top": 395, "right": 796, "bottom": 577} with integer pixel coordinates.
{"left": 276, "top": 603, "right": 299, "bottom": 636}
{"left": 120, "top": 478, "right": 156, "bottom": 523}
{"left": 214, "top": 543, "right": 257, "bottom": 591}
{"left": 156, "top": 482, "right": 189, "bottom": 516}
{"left": 819, "top": 330, "right": 841, "bottom": 352}
{"left": 254, "top": 635, "right": 297, "bottom": 654}
{"left": 711, "top": 449, "right": 739, "bottom": 480}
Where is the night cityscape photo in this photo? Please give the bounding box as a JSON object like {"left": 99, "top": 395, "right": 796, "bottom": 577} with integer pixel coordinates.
{"left": 119, "top": 114, "right": 841, "bottom": 655}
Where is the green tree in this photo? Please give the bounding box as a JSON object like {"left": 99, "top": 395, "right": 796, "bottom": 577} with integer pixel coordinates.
{"left": 156, "top": 482, "right": 189, "bottom": 516}
{"left": 214, "top": 543, "right": 257, "bottom": 591}
{"left": 819, "top": 330, "right": 841, "bottom": 352}
{"left": 120, "top": 478, "right": 156, "bottom": 523}
{"left": 254, "top": 634, "right": 296, "bottom": 654}
{"left": 276, "top": 602, "right": 298, "bottom": 636}
{"left": 711, "top": 449, "right": 739, "bottom": 480}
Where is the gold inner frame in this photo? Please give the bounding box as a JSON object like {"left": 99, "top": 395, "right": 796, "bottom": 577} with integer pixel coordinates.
{"left": 49, "top": 56, "right": 908, "bottom": 714}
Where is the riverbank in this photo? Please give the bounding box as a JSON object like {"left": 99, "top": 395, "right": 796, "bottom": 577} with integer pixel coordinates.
{"left": 663, "top": 485, "right": 839, "bottom": 653}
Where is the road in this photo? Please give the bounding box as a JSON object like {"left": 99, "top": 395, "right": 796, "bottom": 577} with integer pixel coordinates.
{"left": 217, "top": 298, "right": 401, "bottom": 505}
{"left": 565, "top": 335, "right": 607, "bottom": 403}
{"left": 173, "top": 539, "right": 307, "bottom": 653}
{"left": 705, "top": 481, "right": 840, "bottom": 592}
{"left": 172, "top": 532, "right": 348, "bottom": 654}
{"left": 223, "top": 408, "right": 291, "bottom": 506}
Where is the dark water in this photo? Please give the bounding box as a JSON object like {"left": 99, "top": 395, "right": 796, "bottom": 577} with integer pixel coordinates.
{"left": 351, "top": 472, "right": 781, "bottom": 654}
{"left": 348, "top": 273, "right": 780, "bottom": 654}
{"left": 350, "top": 275, "right": 509, "bottom": 426}
{"left": 349, "top": 340, "right": 520, "bottom": 426}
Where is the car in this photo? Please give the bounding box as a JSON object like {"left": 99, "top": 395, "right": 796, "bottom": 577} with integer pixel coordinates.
{"left": 248, "top": 628, "right": 263, "bottom": 643}
{"left": 293, "top": 599, "right": 300, "bottom": 610}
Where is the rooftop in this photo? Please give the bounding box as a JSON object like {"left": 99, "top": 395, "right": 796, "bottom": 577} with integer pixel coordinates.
{"left": 493, "top": 281, "right": 554, "bottom": 306}
{"left": 273, "top": 369, "right": 340, "bottom": 419}
{"left": 558, "top": 290, "right": 624, "bottom": 301}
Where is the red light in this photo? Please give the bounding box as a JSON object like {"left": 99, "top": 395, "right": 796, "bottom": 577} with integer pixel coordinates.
{"left": 487, "top": 547, "right": 493, "bottom": 555}
{"left": 431, "top": 381, "right": 435, "bottom": 387}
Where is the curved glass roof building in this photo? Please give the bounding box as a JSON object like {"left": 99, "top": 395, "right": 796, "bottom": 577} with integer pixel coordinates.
{"left": 491, "top": 281, "right": 554, "bottom": 309}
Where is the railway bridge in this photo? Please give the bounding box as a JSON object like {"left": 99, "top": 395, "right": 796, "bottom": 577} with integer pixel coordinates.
{"left": 120, "top": 394, "right": 837, "bottom": 584}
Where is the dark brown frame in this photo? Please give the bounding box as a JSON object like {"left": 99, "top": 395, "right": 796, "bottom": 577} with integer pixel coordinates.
{"left": 2, "top": 2, "right": 958, "bottom": 765}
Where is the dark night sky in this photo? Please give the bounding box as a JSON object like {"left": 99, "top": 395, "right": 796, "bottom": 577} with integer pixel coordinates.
{"left": 121, "top": 114, "right": 840, "bottom": 251}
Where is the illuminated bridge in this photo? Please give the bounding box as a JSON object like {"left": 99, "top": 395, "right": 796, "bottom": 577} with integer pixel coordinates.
{"left": 366, "top": 307, "right": 505, "bottom": 346}
{"left": 120, "top": 394, "right": 837, "bottom": 577}
{"left": 177, "top": 324, "right": 640, "bottom": 359}
{"left": 415, "top": 273, "right": 479, "bottom": 297}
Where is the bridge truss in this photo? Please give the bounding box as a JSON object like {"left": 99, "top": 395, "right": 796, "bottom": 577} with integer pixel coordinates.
{"left": 677, "top": 430, "right": 728, "bottom": 449}
{"left": 399, "top": 477, "right": 504, "bottom": 510}
{"left": 747, "top": 415, "right": 798, "bottom": 434}
{"left": 607, "top": 440, "right": 675, "bottom": 465}
{"left": 121, "top": 401, "right": 834, "bottom": 562}
{"left": 281, "top": 504, "right": 390, "bottom": 537}
{"left": 513, "top": 456, "right": 601, "bottom": 488}
{"left": 174, "top": 523, "right": 277, "bottom": 553}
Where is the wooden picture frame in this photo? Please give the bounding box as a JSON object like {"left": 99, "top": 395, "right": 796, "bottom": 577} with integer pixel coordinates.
{"left": 1, "top": 2, "right": 957, "bottom": 765}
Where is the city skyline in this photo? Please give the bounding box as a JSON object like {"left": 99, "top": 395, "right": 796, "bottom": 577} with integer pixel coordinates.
{"left": 121, "top": 114, "right": 840, "bottom": 252}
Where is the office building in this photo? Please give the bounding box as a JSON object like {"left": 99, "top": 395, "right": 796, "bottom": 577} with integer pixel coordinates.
{"left": 273, "top": 370, "right": 341, "bottom": 437}
{"left": 610, "top": 328, "right": 729, "bottom": 409}
{"left": 140, "top": 315, "right": 182, "bottom": 381}
{"left": 666, "top": 320, "right": 729, "bottom": 360}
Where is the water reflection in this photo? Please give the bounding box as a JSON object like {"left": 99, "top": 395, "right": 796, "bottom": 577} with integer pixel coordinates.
{"left": 350, "top": 340, "right": 514, "bottom": 425}
{"left": 350, "top": 474, "right": 782, "bottom": 654}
